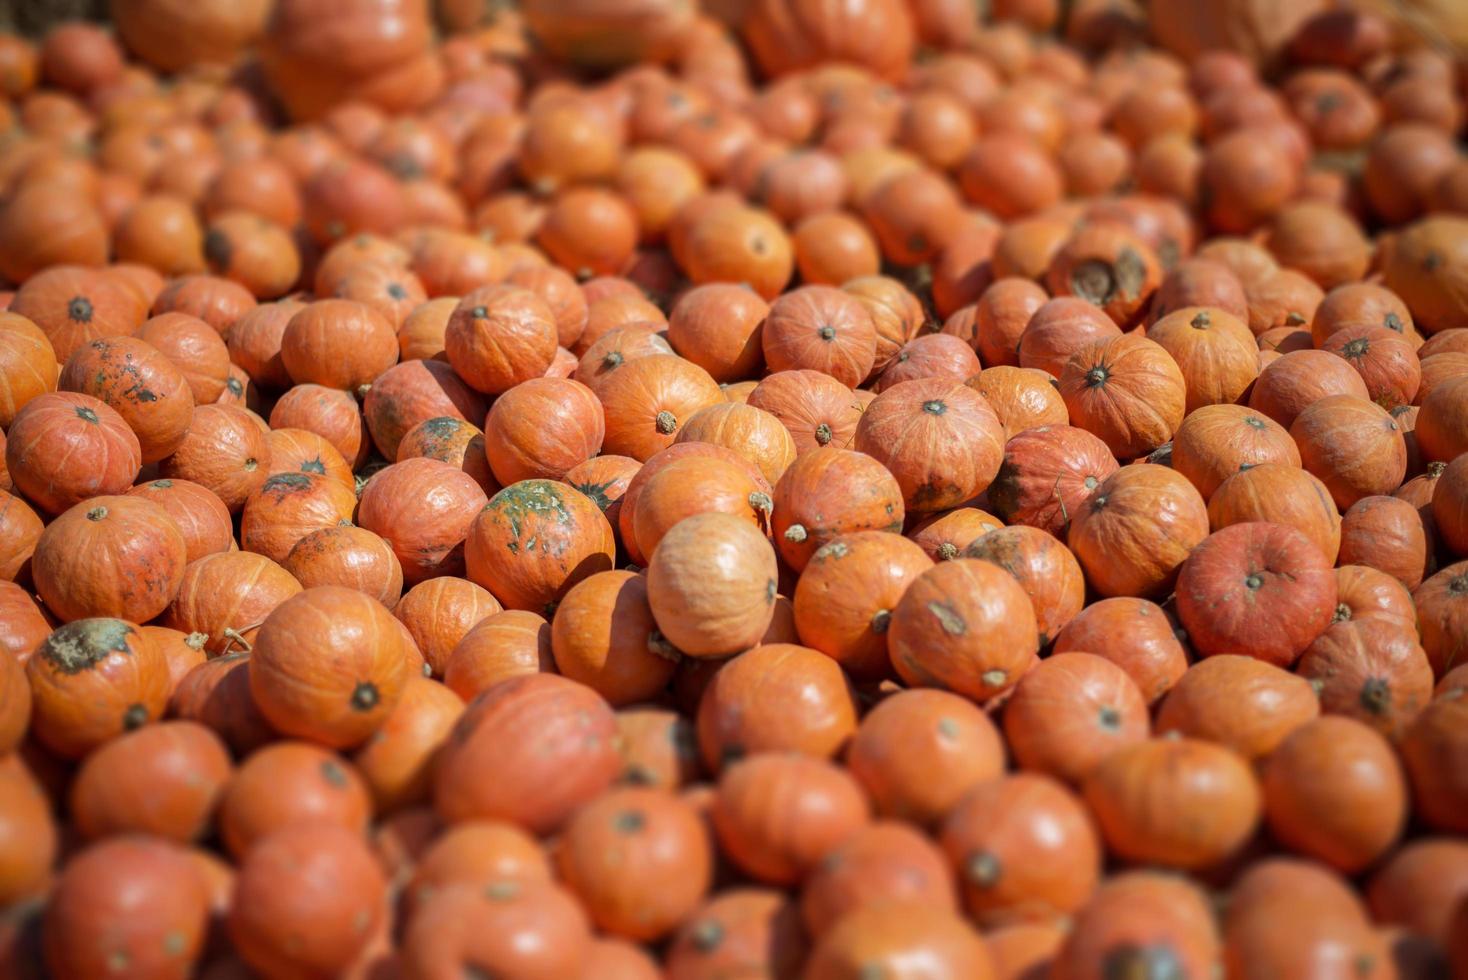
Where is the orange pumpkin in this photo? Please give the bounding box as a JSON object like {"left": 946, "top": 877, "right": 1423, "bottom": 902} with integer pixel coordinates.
{"left": 1018, "top": 298, "right": 1122, "bottom": 380}
{"left": 889, "top": 558, "right": 1039, "bottom": 703}
{"left": 632, "top": 455, "right": 773, "bottom": 561}
{"left": 1157, "top": 654, "right": 1319, "bottom": 760}
{"left": 1059, "top": 333, "right": 1187, "bottom": 459}
{"left": 282, "top": 525, "right": 404, "bottom": 609}
{"left": 1067, "top": 465, "right": 1210, "bottom": 599}
{"left": 804, "top": 903, "right": 992, "bottom": 980}
{"left": 393, "top": 577, "right": 502, "bottom": 678}
{"left": 444, "top": 285, "right": 559, "bottom": 395}
{"left": 1206, "top": 463, "right": 1342, "bottom": 564}
{"left": 350, "top": 675, "right": 464, "bottom": 812}
{"left": 965, "top": 526, "right": 1087, "bottom": 648}
{"left": 158, "top": 404, "right": 271, "bottom": 512}
{"left": 646, "top": 511, "right": 779, "bottom": 659}
{"left": 1050, "top": 872, "right": 1221, "bottom": 980}
{"left": 265, "top": 428, "right": 355, "bottom": 492}
{"left": 666, "top": 283, "right": 769, "bottom": 383}
{"left": 772, "top": 448, "right": 905, "bottom": 571}
{"left": 9, "top": 266, "right": 139, "bottom": 363}
{"left": 1002, "top": 652, "right": 1149, "bottom": 784}
{"left": 483, "top": 377, "right": 604, "bottom": 484}
{"left": 269, "top": 384, "right": 370, "bottom": 468}
{"left": 361, "top": 358, "right": 487, "bottom": 462}
{"left": 1298, "top": 618, "right": 1434, "bottom": 741}
{"left": 1170, "top": 404, "right": 1300, "bottom": 500}
{"left": 1291, "top": 395, "right": 1408, "bottom": 510}
{"left": 0, "top": 312, "right": 59, "bottom": 429}
{"left": 357, "top": 457, "right": 489, "bottom": 584}
{"left": 164, "top": 550, "right": 302, "bottom": 657}
{"left": 443, "top": 609, "right": 554, "bottom": 700}
{"left": 250, "top": 585, "right": 410, "bottom": 749}
{"left": 33, "top": 495, "right": 187, "bottom": 624}
{"left": 26, "top": 618, "right": 170, "bottom": 758}
{"left": 550, "top": 570, "right": 679, "bottom": 706}
{"left": 5, "top": 391, "right": 141, "bottom": 514}
{"left": 745, "top": 369, "right": 863, "bottom": 456}
{"left": 1083, "top": 736, "right": 1261, "bottom": 870}
{"left": 599, "top": 355, "right": 724, "bottom": 461}
{"left": 239, "top": 471, "right": 357, "bottom": 564}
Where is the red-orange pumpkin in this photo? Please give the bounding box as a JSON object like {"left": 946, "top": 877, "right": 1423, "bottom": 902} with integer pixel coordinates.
{"left": 5, "top": 391, "right": 141, "bottom": 514}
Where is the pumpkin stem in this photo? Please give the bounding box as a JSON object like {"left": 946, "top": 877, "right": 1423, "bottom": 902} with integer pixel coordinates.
{"left": 980, "top": 668, "right": 1007, "bottom": 687}
{"left": 220, "top": 621, "right": 265, "bottom": 655}
{"left": 1359, "top": 677, "right": 1391, "bottom": 716}
{"left": 1189, "top": 311, "right": 1211, "bottom": 329}
{"left": 75, "top": 406, "right": 99, "bottom": 423}
{"left": 646, "top": 630, "right": 682, "bottom": 664}
{"left": 350, "top": 682, "right": 380, "bottom": 711}
{"left": 814, "top": 423, "right": 833, "bottom": 445}
{"left": 602, "top": 351, "right": 624, "bottom": 369}
{"left": 870, "top": 609, "right": 891, "bottom": 634}
{"left": 1084, "top": 365, "right": 1110, "bottom": 388}
{"left": 655, "top": 410, "right": 677, "bottom": 434}
{"left": 185, "top": 632, "right": 208, "bottom": 651}
{"left": 748, "top": 492, "right": 772, "bottom": 514}
{"left": 86, "top": 506, "right": 108, "bottom": 522}
{"left": 936, "top": 542, "right": 958, "bottom": 561}
{"left": 612, "top": 809, "right": 646, "bottom": 834}
{"left": 965, "top": 850, "right": 1001, "bottom": 887}
{"left": 783, "top": 524, "right": 808, "bottom": 543}
{"left": 67, "top": 296, "right": 94, "bottom": 322}
{"left": 690, "top": 920, "right": 725, "bottom": 953}
{"left": 483, "top": 880, "right": 521, "bottom": 901}
{"left": 122, "top": 704, "right": 148, "bottom": 730}
{"left": 921, "top": 399, "right": 946, "bottom": 415}
{"left": 1098, "top": 705, "right": 1122, "bottom": 730}
{"left": 818, "top": 325, "right": 836, "bottom": 341}
{"left": 1333, "top": 602, "right": 1352, "bottom": 623}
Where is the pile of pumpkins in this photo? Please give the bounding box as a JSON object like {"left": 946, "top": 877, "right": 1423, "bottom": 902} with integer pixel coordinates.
{"left": 0, "top": 0, "right": 1467, "bottom": 977}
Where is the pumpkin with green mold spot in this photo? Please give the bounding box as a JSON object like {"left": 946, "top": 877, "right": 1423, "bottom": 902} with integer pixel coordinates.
{"left": 25, "top": 617, "right": 170, "bottom": 759}
{"left": 465, "top": 479, "right": 615, "bottom": 616}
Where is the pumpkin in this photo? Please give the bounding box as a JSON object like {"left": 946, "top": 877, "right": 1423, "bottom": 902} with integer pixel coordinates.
{"left": 1319, "top": 325, "right": 1422, "bottom": 411}
{"left": 361, "top": 358, "right": 487, "bottom": 463}
{"left": 229, "top": 824, "right": 386, "bottom": 979}
{"left": 68, "top": 720, "right": 231, "bottom": 843}
{"left": 269, "top": 384, "right": 370, "bottom": 468}
{"left": 862, "top": 169, "right": 966, "bottom": 268}
{"left": 772, "top": 448, "right": 905, "bottom": 571}
{"left": 599, "top": 355, "right": 724, "bottom": 461}
{"left": 675, "top": 403, "right": 796, "bottom": 487}
{"left": 239, "top": 472, "right": 358, "bottom": 564}
{"left": 549, "top": 570, "right": 679, "bottom": 706}
{"left": 743, "top": 0, "right": 914, "bottom": 81}
{"left": 1335, "top": 564, "right": 1418, "bottom": 630}
{"left": 0, "top": 637, "right": 31, "bottom": 751}
{"left": 615, "top": 706, "right": 702, "bottom": 790}
{"left": 42, "top": 836, "right": 210, "bottom": 980}
{"left": 889, "top": 558, "right": 1038, "bottom": 703}
{"left": 0, "top": 492, "right": 43, "bottom": 586}
{"left": 166, "top": 652, "right": 271, "bottom": 754}
{"left": 351, "top": 675, "right": 464, "bottom": 812}
{"left": 33, "top": 496, "right": 187, "bottom": 624}
{"left": 1175, "top": 521, "right": 1338, "bottom": 666}
{"left": 112, "top": 0, "right": 270, "bottom": 70}
{"left": 9, "top": 266, "right": 139, "bottom": 363}
{"left": 1146, "top": 307, "right": 1258, "bottom": 413}
{"left": 328, "top": 261, "right": 427, "bottom": 328}
{"left": 400, "top": 879, "right": 592, "bottom": 979}
{"left": 844, "top": 276, "right": 926, "bottom": 379}
{"left": 1170, "top": 404, "right": 1300, "bottom": 500}
{"left": 1380, "top": 216, "right": 1468, "bottom": 336}
{"left": 1082, "top": 736, "right": 1261, "bottom": 870}
{"left": 25, "top": 618, "right": 169, "bottom": 758}
{"left": 800, "top": 821, "right": 955, "bottom": 936}
{"left": 746, "top": 369, "right": 863, "bottom": 456}
{"left": 0, "top": 313, "right": 58, "bottom": 429}
{"left": 1262, "top": 716, "right": 1407, "bottom": 872}
{"left": 265, "top": 428, "right": 355, "bottom": 492}
{"left": 711, "top": 752, "right": 870, "bottom": 885}
{"left": 132, "top": 313, "right": 229, "bottom": 407}
{"left": 250, "top": 586, "right": 410, "bottom": 749}
{"left": 633, "top": 455, "right": 773, "bottom": 561}
{"left": 357, "top": 457, "right": 489, "bottom": 584}
{"left": 965, "top": 366, "right": 1068, "bottom": 441}
{"left": 0, "top": 754, "right": 56, "bottom": 905}
{"left": 575, "top": 325, "right": 675, "bottom": 395}
{"left": 217, "top": 742, "right": 371, "bottom": 857}
{"left": 0, "top": 187, "right": 109, "bottom": 285}
{"left": 1152, "top": 259, "right": 1249, "bottom": 323}
{"left": 965, "top": 526, "right": 1086, "bottom": 648}
{"left": 669, "top": 889, "right": 801, "bottom": 980}
{"left": 434, "top": 673, "right": 619, "bottom": 833}
{"left": 158, "top": 404, "right": 271, "bottom": 512}
{"left": 1433, "top": 453, "right": 1468, "bottom": 556}
{"left": 1366, "top": 839, "right": 1468, "bottom": 945}
{"left": 565, "top": 454, "right": 641, "bottom": 532}
{"left": 792, "top": 531, "right": 932, "bottom": 681}
{"left": 939, "top": 772, "right": 1101, "bottom": 927}
{"left": 968, "top": 280, "right": 1044, "bottom": 369}
{"left": 445, "top": 285, "right": 559, "bottom": 395}
{"left": 1339, "top": 495, "right": 1431, "bottom": 590}
{"left": 1206, "top": 463, "right": 1342, "bottom": 563}
{"left": 282, "top": 525, "right": 404, "bottom": 609}
{"left": 277, "top": 298, "right": 397, "bottom": 393}
{"left": 393, "top": 577, "right": 501, "bottom": 678}
{"left": 846, "top": 688, "right": 1004, "bottom": 826}
{"left": 1298, "top": 618, "right": 1434, "bottom": 741}
{"left": 760, "top": 286, "right": 877, "bottom": 389}
{"left": 443, "top": 609, "right": 554, "bottom": 700}
{"left": 483, "top": 377, "right": 603, "bottom": 484}
{"left": 959, "top": 135, "right": 1065, "bottom": 221}
{"left": 1018, "top": 298, "right": 1122, "bottom": 380}
{"left": 663, "top": 283, "right": 768, "bottom": 383}
{"left": 6, "top": 391, "right": 141, "bottom": 514}
{"left": 1058, "top": 333, "right": 1187, "bottom": 459}
{"left": 556, "top": 786, "right": 712, "bottom": 941}
{"left": 396, "top": 417, "right": 498, "bottom": 496}
{"left": 907, "top": 508, "right": 1005, "bottom": 563}
{"left": 1156, "top": 654, "right": 1320, "bottom": 759}
{"left": 464, "top": 480, "right": 615, "bottom": 616}
{"left": 696, "top": 643, "right": 859, "bottom": 770}
{"left": 987, "top": 425, "right": 1116, "bottom": 537}
{"left": 803, "top": 903, "right": 993, "bottom": 980}
{"left": 853, "top": 379, "right": 1004, "bottom": 514}
{"left": 1045, "top": 223, "right": 1162, "bottom": 329}
{"left": 1400, "top": 697, "right": 1468, "bottom": 833}
{"left": 1223, "top": 859, "right": 1389, "bottom": 980}
{"left": 401, "top": 820, "right": 551, "bottom": 919}
{"left": 1067, "top": 464, "right": 1210, "bottom": 599}
{"left": 124, "top": 479, "right": 233, "bottom": 563}
{"left": 1002, "top": 652, "right": 1149, "bottom": 784}
{"left": 163, "top": 550, "right": 301, "bottom": 658}
{"left": 1416, "top": 375, "right": 1468, "bottom": 462}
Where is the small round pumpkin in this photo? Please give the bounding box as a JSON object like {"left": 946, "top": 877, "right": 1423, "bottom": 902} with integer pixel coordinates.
{"left": 217, "top": 741, "right": 371, "bottom": 857}
{"left": 1067, "top": 464, "right": 1210, "bottom": 599}
{"left": 33, "top": 495, "right": 187, "bottom": 624}
{"left": 443, "top": 609, "right": 554, "bottom": 701}
{"left": 1175, "top": 521, "right": 1338, "bottom": 667}
{"left": 772, "top": 448, "right": 905, "bottom": 572}
{"left": 283, "top": 525, "right": 405, "bottom": 609}
{"left": 5, "top": 391, "right": 141, "bottom": 514}
{"left": 357, "top": 457, "right": 489, "bottom": 584}
{"left": 745, "top": 369, "right": 863, "bottom": 456}
{"left": 888, "top": 558, "right": 1038, "bottom": 703}
{"left": 1297, "top": 618, "right": 1434, "bottom": 741}
{"left": 1206, "top": 463, "right": 1342, "bottom": 563}
{"left": 157, "top": 403, "right": 271, "bottom": 512}
{"left": 696, "top": 643, "right": 859, "bottom": 771}
{"left": 57, "top": 336, "right": 194, "bottom": 463}
{"left": 1170, "top": 404, "right": 1300, "bottom": 500}
{"left": 125, "top": 478, "right": 234, "bottom": 563}
{"left": 433, "top": 673, "right": 620, "bottom": 834}
{"left": 394, "top": 577, "right": 503, "bottom": 678}
{"left": 1002, "top": 652, "right": 1150, "bottom": 784}
{"left": 940, "top": 772, "right": 1101, "bottom": 927}
{"left": 965, "top": 526, "right": 1087, "bottom": 649}
{"left": 1262, "top": 716, "right": 1408, "bottom": 873}
{"left": 163, "top": 550, "right": 302, "bottom": 657}
{"left": 1157, "top": 654, "right": 1320, "bottom": 760}
{"left": 550, "top": 570, "right": 679, "bottom": 707}
{"left": 1083, "top": 736, "right": 1261, "bottom": 870}
{"left": 25, "top": 618, "right": 170, "bottom": 758}
{"left": 0, "top": 312, "right": 59, "bottom": 429}
{"left": 351, "top": 675, "right": 465, "bottom": 812}
{"left": 239, "top": 471, "right": 358, "bottom": 565}
{"left": 444, "top": 285, "right": 559, "bottom": 395}
{"left": 1291, "top": 395, "right": 1408, "bottom": 510}
{"left": 1058, "top": 333, "right": 1187, "bottom": 459}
